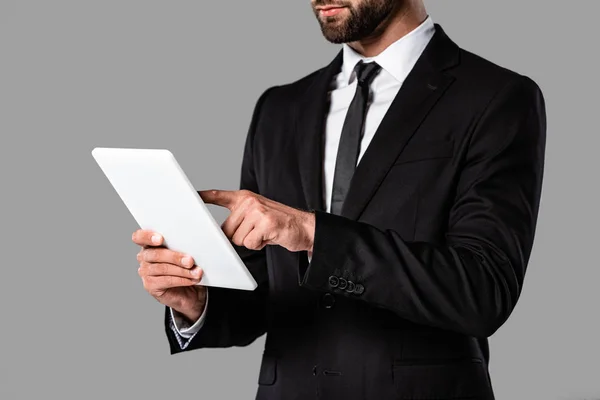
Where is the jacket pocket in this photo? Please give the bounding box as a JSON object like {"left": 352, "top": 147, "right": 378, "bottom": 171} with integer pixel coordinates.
{"left": 258, "top": 355, "right": 277, "bottom": 386}
{"left": 393, "top": 139, "right": 454, "bottom": 165}
{"left": 392, "top": 358, "right": 490, "bottom": 399}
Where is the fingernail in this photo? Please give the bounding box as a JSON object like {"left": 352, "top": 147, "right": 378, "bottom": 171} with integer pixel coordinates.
{"left": 151, "top": 234, "right": 161, "bottom": 245}
{"left": 192, "top": 267, "right": 201, "bottom": 276}
{"left": 182, "top": 256, "right": 193, "bottom": 267}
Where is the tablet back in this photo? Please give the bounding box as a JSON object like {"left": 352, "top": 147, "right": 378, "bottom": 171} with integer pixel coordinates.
{"left": 91, "top": 147, "right": 257, "bottom": 291}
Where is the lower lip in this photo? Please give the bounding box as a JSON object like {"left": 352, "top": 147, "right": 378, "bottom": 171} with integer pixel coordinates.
{"left": 320, "top": 7, "right": 345, "bottom": 17}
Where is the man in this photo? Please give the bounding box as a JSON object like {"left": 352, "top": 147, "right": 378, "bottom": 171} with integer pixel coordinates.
{"left": 132, "top": 0, "right": 546, "bottom": 399}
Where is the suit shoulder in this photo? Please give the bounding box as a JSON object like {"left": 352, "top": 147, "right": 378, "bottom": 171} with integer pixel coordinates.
{"left": 453, "top": 48, "right": 544, "bottom": 110}
{"left": 457, "top": 48, "right": 542, "bottom": 95}
{"left": 260, "top": 65, "right": 328, "bottom": 107}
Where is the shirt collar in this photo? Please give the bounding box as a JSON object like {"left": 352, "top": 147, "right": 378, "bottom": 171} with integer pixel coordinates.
{"left": 341, "top": 15, "right": 435, "bottom": 84}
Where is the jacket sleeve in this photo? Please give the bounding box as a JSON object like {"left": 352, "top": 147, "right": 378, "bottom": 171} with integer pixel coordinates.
{"left": 165, "top": 87, "right": 276, "bottom": 354}
{"left": 299, "top": 75, "right": 546, "bottom": 338}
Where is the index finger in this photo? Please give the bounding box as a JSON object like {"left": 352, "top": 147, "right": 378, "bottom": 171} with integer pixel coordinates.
{"left": 199, "top": 190, "right": 239, "bottom": 209}
{"left": 132, "top": 229, "right": 163, "bottom": 246}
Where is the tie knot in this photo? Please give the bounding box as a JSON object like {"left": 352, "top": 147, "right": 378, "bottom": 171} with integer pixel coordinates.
{"left": 354, "top": 61, "right": 381, "bottom": 87}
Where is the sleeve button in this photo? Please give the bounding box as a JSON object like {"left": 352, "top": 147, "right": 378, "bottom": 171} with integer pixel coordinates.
{"left": 354, "top": 284, "right": 364, "bottom": 295}
{"left": 328, "top": 275, "right": 339, "bottom": 288}
{"left": 346, "top": 281, "right": 355, "bottom": 293}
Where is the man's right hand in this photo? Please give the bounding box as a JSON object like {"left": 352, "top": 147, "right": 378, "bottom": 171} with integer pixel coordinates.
{"left": 132, "top": 229, "right": 207, "bottom": 324}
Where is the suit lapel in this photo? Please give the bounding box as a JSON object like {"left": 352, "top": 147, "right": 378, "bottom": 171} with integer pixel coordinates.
{"left": 341, "top": 24, "right": 460, "bottom": 220}
{"left": 295, "top": 51, "right": 343, "bottom": 212}
{"left": 295, "top": 24, "right": 460, "bottom": 218}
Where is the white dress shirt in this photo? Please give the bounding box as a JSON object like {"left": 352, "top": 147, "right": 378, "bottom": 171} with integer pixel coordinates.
{"left": 169, "top": 16, "right": 436, "bottom": 349}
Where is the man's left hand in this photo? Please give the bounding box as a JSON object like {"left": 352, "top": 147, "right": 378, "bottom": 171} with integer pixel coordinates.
{"left": 199, "top": 190, "right": 315, "bottom": 253}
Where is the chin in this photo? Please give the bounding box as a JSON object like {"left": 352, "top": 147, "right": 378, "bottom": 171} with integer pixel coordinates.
{"left": 319, "top": 22, "right": 349, "bottom": 41}
{"left": 321, "top": 33, "right": 349, "bottom": 44}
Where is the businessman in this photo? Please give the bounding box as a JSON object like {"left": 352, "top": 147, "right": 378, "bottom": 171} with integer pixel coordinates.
{"left": 132, "top": 0, "right": 546, "bottom": 399}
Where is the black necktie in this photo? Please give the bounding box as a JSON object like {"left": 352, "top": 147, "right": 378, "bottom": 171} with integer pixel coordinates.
{"left": 330, "top": 60, "right": 382, "bottom": 215}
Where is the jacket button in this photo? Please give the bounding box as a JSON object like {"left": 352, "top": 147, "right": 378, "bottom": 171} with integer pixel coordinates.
{"left": 322, "top": 293, "right": 335, "bottom": 309}
{"left": 354, "top": 284, "right": 364, "bottom": 295}
{"left": 338, "top": 278, "right": 347, "bottom": 290}
{"left": 346, "top": 281, "right": 355, "bottom": 293}
{"left": 328, "top": 275, "right": 339, "bottom": 288}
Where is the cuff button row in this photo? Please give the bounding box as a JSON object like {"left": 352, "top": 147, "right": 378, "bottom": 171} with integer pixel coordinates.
{"left": 328, "top": 275, "right": 364, "bottom": 295}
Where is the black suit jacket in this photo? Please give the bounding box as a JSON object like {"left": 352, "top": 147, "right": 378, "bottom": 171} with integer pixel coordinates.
{"left": 165, "top": 24, "right": 546, "bottom": 400}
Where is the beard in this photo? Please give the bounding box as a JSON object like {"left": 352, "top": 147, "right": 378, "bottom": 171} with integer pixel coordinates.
{"left": 312, "top": 0, "right": 399, "bottom": 43}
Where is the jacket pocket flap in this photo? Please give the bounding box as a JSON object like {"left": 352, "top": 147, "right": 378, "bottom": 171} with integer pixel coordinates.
{"left": 394, "top": 139, "right": 454, "bottom": 165}
{"left": 392, "top": 359, "right": 490, "bottom": 399}
{"left": 258, "top": 355, "right": 277, "bottom": 386}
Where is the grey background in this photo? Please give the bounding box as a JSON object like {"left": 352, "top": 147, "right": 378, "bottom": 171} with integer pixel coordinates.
{"left": 0, "top": 1, "right": 597, "bottom": 399}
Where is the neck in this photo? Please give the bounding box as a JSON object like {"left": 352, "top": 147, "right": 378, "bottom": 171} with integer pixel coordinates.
{"left": 347, "top": 1, "right": 428, "bottom": 57}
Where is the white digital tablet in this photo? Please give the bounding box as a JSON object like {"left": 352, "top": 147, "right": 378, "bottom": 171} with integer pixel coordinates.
{"left": 91, "top": 147, "right": 258, "bottom": 291}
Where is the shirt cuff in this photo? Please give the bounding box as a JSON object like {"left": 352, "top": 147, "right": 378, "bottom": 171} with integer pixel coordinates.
{"left": 170, "top": 291, "right": 209, "bottom": 339}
